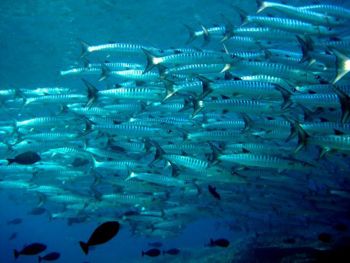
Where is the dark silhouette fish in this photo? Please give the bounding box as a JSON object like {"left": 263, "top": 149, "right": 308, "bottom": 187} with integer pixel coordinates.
{"left": 7, "top": 151, "right": 41, "bottom": 165}
{"left": 148, "top": 241, "right": 163, "bottom": 248}
{"left": 334, "top": 223, "right": 348, "bottom": 232}
{"left": 208, "top": 185, "right": 221, "bottom": 200}
{"left": 209, "top": 238, "right": 230, "bottom": 247}
{"left": 318, "top": 232, "right": 332, "bottom": 243}
{"left": 28, "top": 207, "right": 46, "bottom": 215}
{"left": 38, "top": 252, "right": 60, "bottom": 262}
{"left": 142, "top": 248, "right": 161, "bottom": 257}
{"left": 14, "top": 243, "right": 47, "bottom": 259}
{"left": 79, "top": 221, "right": 120, "bottom": 255}
{"left": 163, "top": 248, "right": 180, "bottom": 255}
{"left": 7, "top": 218, "right": 23, "bottom": 225}
{"left": 9, "top": 232, "right": 17, "bottom": 241}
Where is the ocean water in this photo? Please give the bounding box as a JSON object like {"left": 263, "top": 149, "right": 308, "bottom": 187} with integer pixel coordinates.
{"left": 1, "top": 0, "right": 350, "bottom": 262}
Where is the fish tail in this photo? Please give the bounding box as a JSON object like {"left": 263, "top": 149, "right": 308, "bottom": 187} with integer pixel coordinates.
{"left": 82, "top": 78, "right": 98, "bottom": 107}
{"left": 196, "top": 75, "right": 213, "bottom": 99}
{"left": 99, "top": 64, "right": 111, "bottom": 81}
{"left": 221, "top": 14, "right": 234, "bottom": 42}
{"left": 331, "top": 85, "right": 350, "bottom": 123}
{"left": 296, "top": 35, "right": 316, "bottom": 65}
{"left": 241, "top": 113, "right": 253, "bottom": 131}
{"left": 6, "top": 158, "right": 15, "bottom": 165}
{"left": 14, "top": 249, "right": 20, "bottom": 259}
{"left": 192, "top": 98, "right": 204, "bottom": 117}
{"left": 294, "top": 121, "right": 309, "bottom": 153}
{"left": 329, "top": 47, "right": 350, "bottom": 84}
{"left": 125, "top": 171, "right": 137, "bottom": 181}
{"left": 275, "top": 85, "right": 292, "bottom": 110}
{"left": 234, "top": 6, "right": 249, "bottom": 26}
{"left": 183, "top": 24, "right": 197, "bottom": 44}
{"left": 162, "top": 79, "right": 175, "bottom": 101}
{"left": 80, "top": 40, "right": 90, "bottom": 58}
{"left": 38, "top": 256, "right": 42, "bottom": 263}
{"left": 200, "top": 24, "right": 210, "bottom": 46}
{"left": 142, "top": 48, "right": 158, "bottom": 74}
{"left": 256, "top": 0, "right": 267, "bottom": 13}
{"left": 79, "top": 241, "right": 89, "bottom": 255}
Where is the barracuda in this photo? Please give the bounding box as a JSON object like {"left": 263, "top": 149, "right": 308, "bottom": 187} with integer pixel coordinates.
{"left": 218, "top": 153, "right": 311, "bottom": 171}
{"left": 16, "top": 116, "right": 77, "bottom": 129}
{"left": 184, "top": 24, "right": 226, "bottom": 44}
{"left": 80, "top": 41, "right": 156, "bottom": 57}
{"left": 299, "top": 4, "right": 350, "bottom": 19}
{"left": 60, "top": 67, "right": 101, "bottom": 76}
{"left": 162, "top": 154, "right": 209, "bottom": 171}
{"left": 257, "top": 0, "right": 343, "bottom": 26}
{"left": 24, "top": 94, "right": 87, "bottom": 106}
{"left": 125, "top": 171, "right": 186, "bottom": 187}
{"left": 193, "top": 98, "right": 277, "bottom": 116}
{"left": 236, "top": 8, "right": 337, "bottom": 36}
{"left": 142, "top": 48, "right": 235, "bottom": 73}
{"left": 22, "top": 132, "right": 81, "bottom": 141}
{"left": 99, "top": 68, "right": 160, "bottom": 82}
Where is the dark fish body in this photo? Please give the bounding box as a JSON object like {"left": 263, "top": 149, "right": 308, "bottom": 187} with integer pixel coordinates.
{"left": 7, "top": 218, "right": 23, "bottom": 225}
{"left": 209, "top": 238, "right": 230, "bottom": 247}
{"left": 318, "top": 233, "right": 332, "bottom": 243}
{"left": 79, "top": 221, "right": 120, "bottom": 255}
{"left": 14, "top": 243, "right": 47, "bottom": 259}
{"left": 7, "top": 151, "right": 41, "bottom": 165}
{"left": 163, "top": 248, "right": 180, "bottom": 255}
{"left": 142, "top": 248, "right": 161, "bottom": 257}
{"left": 208, "top": 185, "right": 221, "bottom": 200}
{"left": 28, "top": 207, "right": 46, "bottom": 215}
{"left": 38, "top": 252, "right": 60, "bottom": 262}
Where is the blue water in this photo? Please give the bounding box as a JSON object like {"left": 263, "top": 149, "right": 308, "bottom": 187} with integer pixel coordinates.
{"left": 1, "top": 0, "right": 350, "bottom": 262}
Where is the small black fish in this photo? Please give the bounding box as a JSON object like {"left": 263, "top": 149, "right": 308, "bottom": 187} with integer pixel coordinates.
{"left": 163, "top": 248, "right": 180, "bottom": 255}
{"left": 208, "top": 185, "right": 221, "bottom": 200}
{"left": 148, "top": 241, "right": 163, "bottom": 248}
{"left": 7, "top": 151, "right": 41, "bottom": 165}
{"left": 334, "top": 223, "right": 348, "bottom": 232}
{"left": 7, "top": 218, "right": 23, "bottom": 225}
{"left": 28, "top": 207, "right": 46, "bottom": 215}
{"left": 142, "top": 248, "right": 160, "bottom": 257}
{"left": 79, "top": 221, "right": 120, "bottom": 255}
{"left": 14, "top": 242, "right": 47, "bottom": 259}
{"left": 282, "top": 238, "right": 296, "bottom": 244}
{"left": 67, "top": 216, "right": 87, "bottom": 226}
{"left": 318, "top": 233, "right": 332, "bottom": 243}
{"left": 209, "top": 238, "right": 230, "bottom": 248}
{"left": 9, "top": 232, "right": 17, "bottom": 241}
{"left": 38, "top": 252, "right": 60, "bottom": 262}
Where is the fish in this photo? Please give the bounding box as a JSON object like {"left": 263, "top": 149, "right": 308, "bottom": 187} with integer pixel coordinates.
{"left": 318, "top": 232, "right": 332, "bottom": 243}
{"left": 14, "top": 243, "right": 47, "bottom": 259}
{"left": 142, "top": 248, "right": 161, "bottom": 257}
{"left": 79, "top": 221, "right": 120, "bottom": 255}
{"left": 209, "top": 238, "right": 230, "bottom": 247}
{"left": 208, "top": 185, "right": 221, "bottom": 200}
{"left": 7, "top": 151, "right": 41, "bottom": 165}
{"left": 163, "top": 248, "right": 181, "bottom": 255}
{"left": 38, "top": 252, "right": 60, "bottom": 262}
{"left": 7, "top": 218, "right": 23, "bottom": 225}
{"left": 8, "top": 232, "right": 17, "bottom": 241}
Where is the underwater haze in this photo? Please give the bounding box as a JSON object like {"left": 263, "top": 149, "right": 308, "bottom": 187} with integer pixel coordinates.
{"left": 1, "top": 0, "right": 350, "bottom": 262}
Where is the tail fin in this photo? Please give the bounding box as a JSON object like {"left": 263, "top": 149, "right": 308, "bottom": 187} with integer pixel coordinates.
{"left": 184, "top": 24, "right": 197, "bottom": 44}
{"left": 294, "top": 121, "right": 309, "bottom": 153}
{"left": 332, "top": 85, "right": 350, "bottom": 123}
{"left": 82, "top": 79, "right": 98, "bottom": 108}
{"left": 142, "top": 48, "right": 159, "bottom": 74}
{"left": 296, "top": 35, "right": 315, "bottom": 65}
{"left": 192, "top": 99, "right": 204, "bottom": 117}
{"left": 80, "top": 40, "right": 90, "bottom": 58}
{"left": 162, "top": 79, "right": 176, "bottom": 101}
{"left": 200, "top": 24, "right": 210, "bottom": 46}
{"left": 79, "top": 241, "right": 89, "bottom": 255}
{"left": 256, "top": 0, "right": 268, "bottom": 13}
{"left": 328, "top": 47, "right": 350, "bottom": 84}
{"left": 99, "top": 64, "right": 111, "bottom": 81}
{"left": 38, "top": 256, "right": 42, "bottom": 263}
{"left": 221, "top": 14, "right": 234, "bottom": 42}
{"left": 14, "top": 249, "right": 20, "bottom": 259}
{"left": 234, "top": 7, "right": 249, "bottom": 26}
{"left": 275, "top": 85, "right": 292, "bottom": 109}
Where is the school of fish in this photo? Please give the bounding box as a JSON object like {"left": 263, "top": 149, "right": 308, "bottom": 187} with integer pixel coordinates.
{"left": 1, "top": 1, "right": 350, "bottom": 246}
